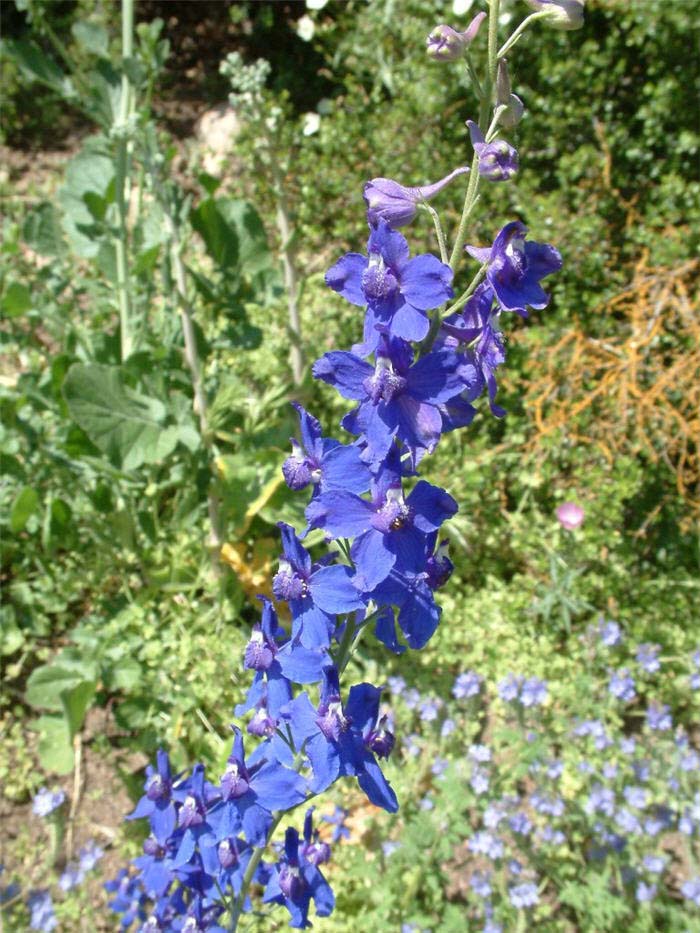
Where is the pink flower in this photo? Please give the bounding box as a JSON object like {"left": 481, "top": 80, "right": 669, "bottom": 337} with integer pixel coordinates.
{"left": 556, "top": 501, "right": 584, "bottom": 531}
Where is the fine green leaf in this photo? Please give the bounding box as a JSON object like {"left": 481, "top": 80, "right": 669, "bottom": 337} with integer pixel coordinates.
{"left": 63, "top": 363, "right": 178, "bottom": 471}
{"left": 71, "top": 21, "right": 109, "bottom": 57}
{"left": 3, "top": 39, "right": 74, "bottom": 98}
{"left": 23, "top": 202, "right": 65, "bottom": 256}
{"left": 190, "top": 198, "right": 239, "bottom": 270}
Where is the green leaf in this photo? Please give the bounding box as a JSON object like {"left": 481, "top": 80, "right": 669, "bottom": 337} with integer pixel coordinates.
{"left": 26, "top": 664, "right": 86, "bottom": 712}
{"left": 217, "top": 199, "right": 271, "bottom": 276}
{"left": 10, "top": 486, "right": 39, "bottom": 533}
{"left": 35, "top": 714, "right": 74, "bottom": 775}
{"left": 23, "top": 202, "right": 65, "bottom": 256}
{"left": 1, "top": 282, "right": 32, "bottom": 318}
{"left": 61, "top": 680, "right": 97, "bottom": 739}
{"left": 3, "top": 39, "right": 75, "bottom": 98}
{"left": 58, "top": 142, "right": 114, "bottom": 257}
{"left": 63, "top": 363, "right": 178, "bottom": 470}
{"left": 190, "top": 198, "right": 239, "bottom": 270}
{"left": 71, "top": 21, "right": 109, "bottom": 57}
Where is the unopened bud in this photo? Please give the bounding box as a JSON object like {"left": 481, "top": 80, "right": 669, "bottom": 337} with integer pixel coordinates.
{"left": 426, "top": 13, "right": 486, "bottom": 61}
{"left": 496, "top": 59, "right": 524, "bottom": 129}
{"left": 525, "top": 0, "right": 584, "bottom": 30}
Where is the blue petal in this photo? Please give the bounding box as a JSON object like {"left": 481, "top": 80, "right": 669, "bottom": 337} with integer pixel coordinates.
{"left": 291, "top": 402, "right": 323, "bottom": 455}
{"left": 325, "top": 253, "right": 368, "bottom": 306}
{"left": 276, "top": 643, "right": 329, "bottom": 684}
{"left": 400, "top": 253, "right": 453, "bottom": 311}
{"left": 292, "top": 601, "right": 334, "bottom": 650}
{"left": 320, "top": 444, "right": 371, "bottom": 495}
{"left": 351, "top": 530, "right": 396, "bottom": 592}
{"left": 389, "top": 302, "right": 430, "bottom": 342}
{"left": 407, "top": 480, "right": 458, "bottom": 532}
{"left": 306, "top": 491, "right": 373, "bottom": 538}
{"left": 280, "top": 693, "right": 320, "bottom": 746}
{"left": 345, "top": 683, "right": 382, "bottom": 734}
{"left": 306, "top": 731, "right": 341, "bottom": 794}
{"left": 278, "top": 522, "right": 312, "bottom": 574}
{"left": 368, "top": 220, "right": 410, "bottom": 271}
{"left": 374, "top": 605, "right": 405, "bottom": 654}
{"left": 309, "top": 564, "right": 365, "bottom": 614}
{"left": 397, "top": 582, "right": 441, "bottom": 649}
{"left": 251, "top": 762, "right": 307, "bottom": 811}
{"left": 394, "top": 396, "right": 442, "bottom": 455}
{"left": 266, "top": 664, "right": 294, "bottom": 716}
{"left": 240, "top": 800, "right": 272, "bottom": 846}
{"left": 305, "top": 864, "right": 335, "bottom": 917}
{"left": 312, "top": 352, "right": 373, "bottom": 401}
{"left": 151, "top": 801, "right": 176, "bottom": 843}
{"left": 406, "top": 350, "right": 464, "bottom": 404}
{"left": 357, "top": 757, "right": 399, "bottom": 812}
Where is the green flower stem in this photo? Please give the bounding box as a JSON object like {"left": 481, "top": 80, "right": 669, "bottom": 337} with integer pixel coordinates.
{"left": 228, "top": 811, "right": 284, "bottom": 931}
{"left": 164, "top": 210, "right": 224, "bottom": 553}
{"left": 497, "top": 10, "right": 551, "bottom": 58}
{"left": 423, "top": 203, "right": 449, "bottom": 264}
{"left": 270, "top": 160, "right": 305, "bottom": 387}
{"left": 115, "top": 0, "right": 135, "bottom": 362}
{"left": 417, "top": 264, "right": 486, "bottom": 358}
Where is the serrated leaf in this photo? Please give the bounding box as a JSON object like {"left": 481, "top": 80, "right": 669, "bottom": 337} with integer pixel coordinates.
{"left": 63, "top": 363, "right": 178, "bottom": 470}
{"left": 10, "top": 486, "right": 39, "bottom": 533}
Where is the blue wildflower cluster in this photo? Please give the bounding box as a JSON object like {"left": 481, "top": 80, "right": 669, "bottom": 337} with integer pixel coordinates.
{"left": 374, "top": 630, "right": 700, "bottom": 931}
{"left": 105, "top": 7, "right": 573, "bottom": 931}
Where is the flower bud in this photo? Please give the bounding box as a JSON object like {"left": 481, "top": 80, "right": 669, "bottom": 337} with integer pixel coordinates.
{"left": 496, "top": 59, "right": 525, "bottom": 129}
{"left": 467, "top": 121, "right": 519, "bottom": 182}
{"left": 525, "top": 0, "right": 584, "bottom": 30}
{"left": 364, "top": 166, "right": 470, "bottom": 228}
{"left": 426, "top": 13, "right": 486, "bottom": 61}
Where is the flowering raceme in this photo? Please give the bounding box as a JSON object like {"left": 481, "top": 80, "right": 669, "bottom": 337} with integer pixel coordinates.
{"left": 107, "top": 6, "right": 575, "bottom": 929}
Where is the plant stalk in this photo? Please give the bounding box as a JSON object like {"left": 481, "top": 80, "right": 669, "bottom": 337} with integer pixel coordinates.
{"left": 115, "top": 0, "right": 135, "bottom": 362}
{"left": 271, "top": 163, "right": 304, "bottom": 386}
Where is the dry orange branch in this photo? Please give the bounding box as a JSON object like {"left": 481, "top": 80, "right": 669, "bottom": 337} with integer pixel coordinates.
{"left": 520, "top": 256, "right": 700, "bottom": 520}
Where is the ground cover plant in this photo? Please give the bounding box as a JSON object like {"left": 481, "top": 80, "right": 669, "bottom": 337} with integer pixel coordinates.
{"left": 1, "top": 1, "right": 699, "bottom": 931}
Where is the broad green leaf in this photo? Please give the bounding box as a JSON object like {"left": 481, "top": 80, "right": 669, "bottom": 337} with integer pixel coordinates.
{"left": 104, "top": 658, "right": 142, "bottom": 692}
{"left": 190, "top": 198, "right": 239, "bottom": 270}
{"left": 23, "top": 202, "right": 65, "bottom": 256}
{"left": 61, "top": 680, "right": 97, "bottom": 739}
{"left": 35, "top": 715, "right": 74, "bottom": 775}
{"left": 10, "top": 486, "right": 39, "bottom": 533}
{"left": 58, "top": 142, "right": 114, "bottom": 257}
{"left": 63, "top": 363, "right": 178, "bottom": 470}
{"left": 71, "top": 21, "right": 109, "bottom": 56}
{"left": 217, "top": 199, "right": 272, "bottom": 276}
{"left": 1, "top": 281, "right": 32, "bottom": 317}
{"left": 26, "top": 664, "right": 85, "bottom": 711}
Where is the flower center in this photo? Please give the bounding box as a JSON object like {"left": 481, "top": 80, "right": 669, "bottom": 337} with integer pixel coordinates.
{"left": 272, "top": 560, "right": 309, "bottom": 601}
{"left": 362, "top": 255, "right": 399, "bottom": 302}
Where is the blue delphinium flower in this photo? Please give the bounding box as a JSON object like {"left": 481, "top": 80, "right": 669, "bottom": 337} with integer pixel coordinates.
{"left": 470, "top": 870, "right": 492, "bottom": 898}
{"left": 104, "top": 870, "right": 148, "bottom": 929}
{"left": 636, "top": 881, "right": 657, "bottom": 903}
{"left": 126, "top": 749, "right": 177, "bottom": 844}
{"left": 642, "top": 854, "right": 667, "bottom": 874}
{"left": 520, "top": 677, "right": 548, "bottom": 708}
{"left": 280, "top": 666, "right": 398, "bottom": 812}
{"left": 282, "top": 402, "right": 369, "bottom": 496}
{"left": 325, "top": 220, "right": 454, "bottom": 351}
{"left": 306, "top": 470, "right": 457, "bottom": 594}
{"left": 313, "top": 335, "right": 465, "bottom": 467}
{"left": 263, "top": 826, "right": 335, "bottom": 929}
{"left": 466, "top": 221, "right": 562, "bottom": 318}
{"left": 32, "top": 787, "right": 65, "bottom": 817}
{"left": 272, "top": 523, "right": 365, "bottom": 649}
{"left": 206, "top": 729, "right": 307, "bottom": 848}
